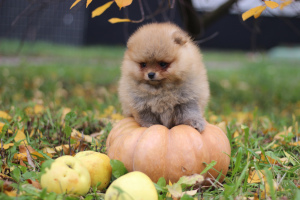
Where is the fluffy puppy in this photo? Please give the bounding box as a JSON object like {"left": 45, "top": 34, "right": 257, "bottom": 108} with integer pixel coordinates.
{"left": 118, "top": 22, "right": 210, "bottom": 132}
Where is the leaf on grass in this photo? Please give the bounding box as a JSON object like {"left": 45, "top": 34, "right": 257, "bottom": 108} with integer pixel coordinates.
{"left": 265, "top": 1, "right": 279, "bottom": 9}
{"left": 2, "top": 143, "right": 14, "bottom": 150}
{"left": 14, "top": 130, "right": 27, "bottom": 144}
{"left": 4, "top": 190, "right": 17, "bottom": 197}
{"left": 248, "top": 169, "right": 264, "bottom": 183}
{"left": 26, "top": 179, "right": 42, "bottom": 189}
{"left": 108, "top": 18, "right": 131, "bottom": 24}
{"left": 29, "top": 129, "right": 43, "bottom": 138}
{"left": 71, "top": 129, "right": 94, "bottom": 143}
{"left": 92, "top": 1, "right": 114, "bottom": 18}
{"left": 70, "top": 0, "right": 81, "bottom": 9}
{"left": 25, "top": 104, "right": 45, "bottom": 116}
{"left": 0, "top": 111, "right": 11, "bottom": 121}
{"left": 115, "top": 0, "right": 133, "bottom": 9}
{"left": 61, "top": 107, "right": 72, "bottom": 124}
{"left": 167, "top": 174, "right": 203, "bottom": 198}
{"left": 274, "top": 126, "right": 292, "bottom": 141}
{"left": 242, "top": 5, "right": 266, "bottom": 21}
{"left": 280, "top": 0, "right": 293, "bottom": 10}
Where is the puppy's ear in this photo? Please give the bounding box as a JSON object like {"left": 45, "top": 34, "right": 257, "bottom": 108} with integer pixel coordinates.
{"left": 172, "top": 31, "right": 188, "bottom": 45}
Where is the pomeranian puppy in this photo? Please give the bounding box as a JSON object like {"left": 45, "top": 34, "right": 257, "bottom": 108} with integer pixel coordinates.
{"left": 118, "top": 22, "right": 210, "bottom": 132}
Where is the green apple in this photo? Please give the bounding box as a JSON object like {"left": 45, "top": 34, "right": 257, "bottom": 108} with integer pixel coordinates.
{"left": 105, "top": 171, "right": 158, "bottom": 200}
{"left": 41, "top": 155, "right": 91, "bottom": 195}
{"left": 75, "top": 151, "right": 112, "bottom": 190}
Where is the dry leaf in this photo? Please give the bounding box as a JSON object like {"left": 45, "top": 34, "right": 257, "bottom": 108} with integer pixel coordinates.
{"left": 274, "top": 126, "right": 292, "bottom": 141}
{"left": 265, "top": 1, "right": 279, "bottom": 9}
{"left": 92, "top": 1, "right": 114, "bottom": 18}
{"left": 115, "top": 0, "right": 133, "bottom": 9}
{"left": 108, "top": 18, "right": 131, "bottom": 24}
{"left": 4, "top": 190, "right": 17, "bottom": 197}
{"left": 2, "top": 143, "right": 14, "bottom": 150}
{"left": 26, "top": 179, "right": 42, "bottom": 189}
{"left": 0, "top": 111, "right": 11, "bottom": 121}
{"left": 25, "top": 104, "right": 45, "bottom": 116}
{"left": 217, "top": 121, "right": 227, "bottom": 134}
{"left": 248, "top": 169, "right": 264, "bottom": 183}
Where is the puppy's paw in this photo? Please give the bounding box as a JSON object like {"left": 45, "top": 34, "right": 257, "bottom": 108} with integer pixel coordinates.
{"left": 139, "top": 121, "right": 155, "bottom": 128}
{"left": 185, "top": 118, "right": 206, "bottom": 133}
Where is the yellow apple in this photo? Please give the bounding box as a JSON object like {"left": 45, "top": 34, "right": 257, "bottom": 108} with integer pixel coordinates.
{"left": 75, "top": 151, "right": 112, "bottom": 190}
{"left": 41, "top": 155, "right": 91, "bottom": 195}
{"left": 105, "top": 171, "right": 158, "bottom": 200}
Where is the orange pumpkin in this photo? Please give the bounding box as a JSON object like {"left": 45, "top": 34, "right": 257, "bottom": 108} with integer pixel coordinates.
{"left": 106, "top": 117, "right": 231, "bottom": 184}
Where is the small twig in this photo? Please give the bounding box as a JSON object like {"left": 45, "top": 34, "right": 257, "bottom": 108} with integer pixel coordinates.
{"left": 195, "top": 32, "right": 219, "bottom": 44}
{"left": 131, "top": 0, "right": 145, "bottom": 23}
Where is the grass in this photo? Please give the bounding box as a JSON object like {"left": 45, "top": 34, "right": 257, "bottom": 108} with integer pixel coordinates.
{"left": 0, "top": 40, "right": 299, "bottom": 199}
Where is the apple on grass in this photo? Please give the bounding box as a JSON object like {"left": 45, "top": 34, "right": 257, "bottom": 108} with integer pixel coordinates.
{"left": 75, "top": 151, "right": 112, "bottom": 190}
{"left": 105, "top": 171, "right": 158, "bottom": 200}
{"left": 41, "top": 155, "right": 91, "bottom": 195}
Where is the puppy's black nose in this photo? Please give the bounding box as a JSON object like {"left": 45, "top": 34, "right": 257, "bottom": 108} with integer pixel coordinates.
{"left": 148, "top": 72, "right": 155, "bottom": 79}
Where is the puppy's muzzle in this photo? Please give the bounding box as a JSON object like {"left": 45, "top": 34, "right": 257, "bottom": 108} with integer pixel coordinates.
{"left": 148, "top": 72, "right": 156, "bottom": 80}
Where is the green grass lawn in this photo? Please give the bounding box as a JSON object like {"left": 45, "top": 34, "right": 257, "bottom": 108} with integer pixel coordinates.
{"left": 0, "top": 40, "right": 299, "bottom": 199}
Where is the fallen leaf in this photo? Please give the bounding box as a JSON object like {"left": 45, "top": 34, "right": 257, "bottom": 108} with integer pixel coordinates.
{"left": 25, "top": 104, "right": 45, "bottom": 116}
{"left": 0, "top": 111, "right": 11, "bottom": 121}
{"left": 26, "top": 179, "right": 42, "bottom": 189}
{"left": 92, "top": 1, "right": 114, "bottom": 18}
{"left": 4, "top": 190, "right": 17, "bottom": 197}
{"left": 108, "top": 18, "right": 131, "bottom": 24}
{"left": 274, "top": 126, "right": 292, "bottom": 141}
{"left": 2, "top": 143, "right": 14, "bottom": 150}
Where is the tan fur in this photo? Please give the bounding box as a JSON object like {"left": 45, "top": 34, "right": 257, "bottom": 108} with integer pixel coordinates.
{"left": 118, "top": 23, "right": 210, "bottom": 132}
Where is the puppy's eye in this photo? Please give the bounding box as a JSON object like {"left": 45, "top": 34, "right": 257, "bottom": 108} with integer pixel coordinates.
{"left": 159, "top": 62, "right": 168, "bottom": 68}
{"left": 140, "top": 62, "right": 147, "bottom": 68}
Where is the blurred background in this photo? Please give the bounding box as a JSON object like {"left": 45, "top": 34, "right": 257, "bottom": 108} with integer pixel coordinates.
{"left": 0, "top": 0, "right": 300, "bottom": 122}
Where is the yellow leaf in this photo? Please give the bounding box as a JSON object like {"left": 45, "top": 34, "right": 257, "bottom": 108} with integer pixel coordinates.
{"left": 217, "top": 121, "right": 227, "bottom": 134}
{"left": 248, "top": 169, "right": 264, "bottom": 183}
{"left": 4, "top": 190, "right": 17, "bottom": 197}
{"left": 265, "top": 1, "right": 279, "bottom": 9}
{"left": 115, "top": 0, "right": 133, "bottom": 9}
{"left": 14, "top": 130, "right": 27, "bottom": 143}
{"left": 43, "top": 147, "right": 56, "bottom": 154}
{"left": 274, "top": 126, "right": 292, "bottom": 141}
{"left": 280, "top": 0, "right": 293, "bottom": 10}
{"left": 25, "top": 104, "right": 45, "bottom": 116}
{"left": 0, "top": 111, "right": 11, "bottom": 121}
{"left": 92, "top": 1, "right": 114, "bottom": 18}
{"left": 2, "top": 143, "right": 14, "bottom": 150}
{"left": 86, "top": 0, "right": 92, "bottom": 8}
{"left": 108, "top": 18, "right": 131, "bottom": 24}
{"left": 242, "top": 5, "right": 265, "bottom": 21}
{"left": 290, "top": 141, "right": 300, "bottom": 146}
{"left": 111, "top": 113, "right": 124, "bottom": 120}
{"left": 70, "top": 0, "right": 81, "bottom": 9}
{"left": 254, "top": 5, "right": 267, "bottom": 18}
